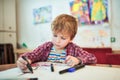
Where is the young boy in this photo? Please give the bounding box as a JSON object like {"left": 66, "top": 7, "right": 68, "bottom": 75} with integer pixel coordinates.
{"left": 17, "top": 14, "right": 97, "bottom": 71}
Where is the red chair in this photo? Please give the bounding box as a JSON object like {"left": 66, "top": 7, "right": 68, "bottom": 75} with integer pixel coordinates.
{"left": 0, "top": 44, "right": 15, "bottom": 64}
{"left": 83, "top": 48, "right": 112, "bottom": 64}
{"left": 106, "top": 53, "right": 120, "bottom": 65}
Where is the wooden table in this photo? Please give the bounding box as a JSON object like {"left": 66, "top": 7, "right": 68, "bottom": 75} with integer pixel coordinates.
{"left": 0, "top": 64, "right": 17, "bottom": 71}
{"left": 91, "top": 64, "right": 120, "bottom": 68}
{"left": 15, "top": 49, "right": 33, "bottom": 60}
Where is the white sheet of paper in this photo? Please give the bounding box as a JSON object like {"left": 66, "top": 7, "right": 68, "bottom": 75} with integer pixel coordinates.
{"left": 0, "top": 63, "right": 120, "bottom": 80}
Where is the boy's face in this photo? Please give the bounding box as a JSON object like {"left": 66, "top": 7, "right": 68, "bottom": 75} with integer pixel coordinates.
{"left": 52, "top": 32, "right": 72, "bottom": 50}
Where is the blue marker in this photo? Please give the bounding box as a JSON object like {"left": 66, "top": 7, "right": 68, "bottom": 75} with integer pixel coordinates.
{"left": 59, "top": 64, "right": 85, "bottom": 74}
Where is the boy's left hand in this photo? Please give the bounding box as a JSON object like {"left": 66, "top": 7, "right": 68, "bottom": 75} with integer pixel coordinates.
{"left": 65, "top": 55, "right": 80, "bottom": 66}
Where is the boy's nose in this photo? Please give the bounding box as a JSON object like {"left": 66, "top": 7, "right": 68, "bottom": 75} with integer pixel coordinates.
{"left": 56, "top": 37, "right": 60, "bottom": 43}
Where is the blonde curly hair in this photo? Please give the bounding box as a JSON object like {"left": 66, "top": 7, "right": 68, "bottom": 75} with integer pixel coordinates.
{"left": 51, "top": 14, "right": 78, "bottom": 40}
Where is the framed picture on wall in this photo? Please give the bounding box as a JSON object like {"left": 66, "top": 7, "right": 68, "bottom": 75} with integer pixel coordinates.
{"left": 33, "top": 5, "right": 52, "bottom": 24}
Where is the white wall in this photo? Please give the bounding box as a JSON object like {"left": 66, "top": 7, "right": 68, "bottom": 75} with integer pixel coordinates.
{"left": 16, "top": 0, "right": 120, "bottom": 50}
{"left": 111, "top": 0, "right": 120, "bottom": 50}
{"left": 16, "top": 0, "right": 71, "bottom": 49}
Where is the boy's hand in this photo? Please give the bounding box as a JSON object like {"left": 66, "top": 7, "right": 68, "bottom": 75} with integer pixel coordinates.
{"left": 65, "top": 55, "right": 81, "bottom": 66}
{"left": 16, "top": 57, "right": 31, "bottom": 72}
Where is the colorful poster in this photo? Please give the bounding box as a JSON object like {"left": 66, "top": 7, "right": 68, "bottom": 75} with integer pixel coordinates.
{"left": 70, "top": 0, "right": 90, "bottom": 25}
{"left": 69, "top": 0, "right": 108, "bottom": 25}
{"left": 89, "top": 0, "right": 108, "bottom": 24}
{"left": 33, "top": 5, "right": 52, "bottom": 24}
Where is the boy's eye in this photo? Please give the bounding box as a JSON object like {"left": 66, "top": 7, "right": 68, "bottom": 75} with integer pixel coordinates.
{"left": 53, "top": 34, "right": 57, "bottom": 37}
{"left": 61, "top": 37, "right": 66, "bottom": 40}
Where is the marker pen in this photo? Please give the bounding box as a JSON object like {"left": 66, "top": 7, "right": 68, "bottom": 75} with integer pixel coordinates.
{"left": 59, "top": 64, "right": 85, "bottom": 74}
{"left": 22, "top": 56, "right": 33, "bottom": 73}
{"left": 51, "top": 63, "right": 54, "bottom": 72}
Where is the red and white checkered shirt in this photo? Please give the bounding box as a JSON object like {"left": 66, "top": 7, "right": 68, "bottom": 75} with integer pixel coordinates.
{"left": 21, "top": 41, "right": 97, "bottom": 64}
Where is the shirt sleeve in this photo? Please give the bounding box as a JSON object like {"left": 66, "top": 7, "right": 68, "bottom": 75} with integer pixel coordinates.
{"left": 75, "top": 47, "right": 97, "bottom": 64}
{"left": 20, "top": 42, "right": 52, "bottom": 63}
{"left": 66, "top": 43, "right": 97, "bottom": 64}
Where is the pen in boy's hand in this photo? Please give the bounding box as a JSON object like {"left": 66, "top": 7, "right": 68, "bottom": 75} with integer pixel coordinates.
{"left": 51, "top": 63, "right": 54, "bottom": 72}
{"left": 22, "top": 56, "right": 33, "bottom": 73}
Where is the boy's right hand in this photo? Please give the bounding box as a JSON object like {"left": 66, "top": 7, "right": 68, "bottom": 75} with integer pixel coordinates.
{"left": 16, "top": 57, "right": 31, "bottom": 72}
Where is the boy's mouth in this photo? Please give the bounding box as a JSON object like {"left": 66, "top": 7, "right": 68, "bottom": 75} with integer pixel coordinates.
{"left": 55, "top": 44, "right": 60, "bottom": 47}
{"left": 54, "top": 44, "right": 61, "bottom": 48}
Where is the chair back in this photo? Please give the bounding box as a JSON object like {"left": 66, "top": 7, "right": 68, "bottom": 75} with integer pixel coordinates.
{"left": 0, "top": 44, "right": 15, "bottom": 64}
